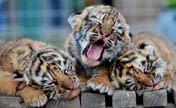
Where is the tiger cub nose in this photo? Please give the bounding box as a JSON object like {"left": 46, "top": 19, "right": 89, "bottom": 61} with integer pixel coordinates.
{"left": 69, "top": 76, "right": 78, "bottom": 83}
{"left": 100, "top": 31, "right": 107, "bottom": 39}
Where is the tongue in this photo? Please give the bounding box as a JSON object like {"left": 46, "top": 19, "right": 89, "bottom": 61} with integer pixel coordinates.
{"left": 87, "top": 44, "right": 103, "bottom": 61}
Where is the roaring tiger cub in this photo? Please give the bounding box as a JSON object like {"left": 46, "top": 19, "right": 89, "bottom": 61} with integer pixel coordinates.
{"left": 110, "top": 33, "right": 176, "bottom": 91}
{"left": 64, "top": 5, "right": 132, "bottom": 95}
{"left": 0, "top": 39, "right": 80, "bottom": 107}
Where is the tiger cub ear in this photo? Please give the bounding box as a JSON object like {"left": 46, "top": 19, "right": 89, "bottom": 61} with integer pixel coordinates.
{"left": 13, "top": 70, "right": 25, "bottom": 82}
{"left": 67, "top": 11, "right": 83, "bottom": 30}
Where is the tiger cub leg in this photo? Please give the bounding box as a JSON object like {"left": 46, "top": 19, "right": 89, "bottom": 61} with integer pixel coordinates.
{"left": 87, "top": 68, "right": 113, "bottom": 95}
{"left": 0, "top": 70, "right": 47, "bottom": 107}
{"left": 76, "top": 68, "right": 88, "bottom": 92}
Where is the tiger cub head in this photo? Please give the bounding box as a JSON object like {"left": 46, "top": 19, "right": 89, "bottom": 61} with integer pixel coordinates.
{"left": 110, "top": 43, "right": 167, "bottom": 91}
{"left": 68, "top": 5, "right": 132, "bottom": 67}
{"left": 13, "top": 48, "right": 80, "bottom": 100}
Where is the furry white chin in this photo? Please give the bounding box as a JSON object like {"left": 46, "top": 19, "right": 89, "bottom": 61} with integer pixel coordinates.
{"left": 81, "top": 55, "right": 101, "bottom": 67}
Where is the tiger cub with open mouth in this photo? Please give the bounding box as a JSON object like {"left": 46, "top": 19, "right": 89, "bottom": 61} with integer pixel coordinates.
{"left": 64, "top": 5, "right": 132, "bottom": 95}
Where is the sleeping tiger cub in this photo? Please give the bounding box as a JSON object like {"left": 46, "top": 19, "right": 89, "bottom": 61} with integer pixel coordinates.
{"left": 64, "top": 5, "right": 132, "bottom": 95}
{"left": 0, "top": 39, "right": 80, "bottom": 107}
{"left": 110, "top": 33, "right": 176, "bottom": 91}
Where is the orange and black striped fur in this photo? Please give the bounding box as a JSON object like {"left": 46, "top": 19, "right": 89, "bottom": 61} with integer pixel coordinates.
{"left": 0, "top": 39, "right": 80, "bottom": 107}
{"left": 64, "top": 5, "right": 132, "bottom": 95}
{"left": 111, "top": 33, "right": 175, "bottom": 91}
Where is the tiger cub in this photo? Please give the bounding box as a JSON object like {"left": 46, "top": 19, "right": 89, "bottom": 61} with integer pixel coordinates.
{"left": 64, "top": 5, "right": 132, "bottom": 95}
{"left": 0, "top": 39, "right": 80, "bottom": 107}
{"left": 110, "top": 33, "right": 176, "bottom": 91}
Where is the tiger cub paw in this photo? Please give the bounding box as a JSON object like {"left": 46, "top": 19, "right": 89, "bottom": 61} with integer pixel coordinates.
{"left": 152, "top": 81, "right": 169, "bottom": 91}
{"left": 24, "top": 92, "right": 47, "bottom": 107}
{"left": 87, "top": 77, "right": 113, "bottom": 95}
{"left": 18, "top": 86, "right": 48, "bottom": 107}
{"left": 157, "top": 81, "right": 172, "bottom": 92}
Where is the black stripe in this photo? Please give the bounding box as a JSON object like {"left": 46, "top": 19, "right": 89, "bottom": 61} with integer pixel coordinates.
{"left": 36, "top": 50, "right": 53, "bottom": 58}
{"left": 41, "top": 80, "right": 47, "bottom": 84}
{"left": 13, "top": 70, "right": 23, "bottom": 79}
{"left": 118, "top": 64, "right": 124, "bottom": 77}
{"left": 139, "top": 43, "right": 147, "bottom": 49}
{"left": 31, "top": 79, "right": 41, "bottom": 87}
{"left": 42, "top": 56, "right": 53, "bottom": 61}
{"left": 150, "top": 66, "right": 156, "bottom": 73}
{"left": 121, "top": 57, "right": 137, "bottom": 64}
{"left": 51, "top": 62, "right": 56, "bottom": 65}
{"left": 46, "top": 65, "right": 50, "bottom": 72}
{"left": 122, "top": 52, "right": 135, "bottom": 58}
{"left": 63, "top": 60, "right": 66, "bottom": 65}
{"left": 51, "top": 54, "right": 58, "bottom": 58}
{"left": 82, "top": 44, "right": 90, "bottom": 55}
{"left": 129, "top": 33, "right": 133, "bottom": 38}
{"left": 28, "top": 44, "right": 35, "bottom": 52}
{"left": 116, "top": 34, "right": 122, "bottom": 41}
{"left": 82, "top": 25, "right": 91, "bottom": 39}
{"left": 115, "top": 61, "right": 124, "bottom": 77}
{"left": 34, "top": 58, "right": 44, "bottom": 77}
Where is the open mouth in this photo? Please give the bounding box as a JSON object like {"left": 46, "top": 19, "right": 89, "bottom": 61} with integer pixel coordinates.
{"left": 86, "top": 40, "right": 104, "bottom": 61}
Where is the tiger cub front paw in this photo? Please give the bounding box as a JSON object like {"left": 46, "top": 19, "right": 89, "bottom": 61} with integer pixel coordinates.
{"left": 17, "top": 86, "right": 48, "bottom": 107}
{"left": 87, "top": 77, "right": 113, "bottom": 95}
{"left": 154, "top": 81, "right": 170, "bottom": 91}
